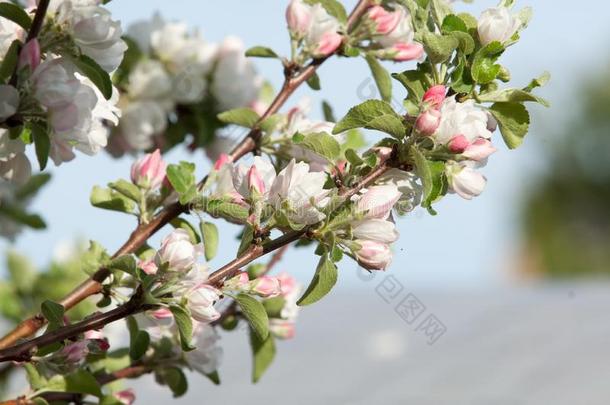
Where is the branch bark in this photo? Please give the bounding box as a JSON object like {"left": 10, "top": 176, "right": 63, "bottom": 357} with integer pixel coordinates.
{"left": 0, "top": 0, "right": 373, "bottom": 350}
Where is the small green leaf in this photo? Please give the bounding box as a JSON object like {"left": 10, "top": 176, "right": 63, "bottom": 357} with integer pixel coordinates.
{"left": 250, "top": 330, "right": 276, "bottom": 383}
{"left": 471, "top": 41, "right": 505, "bottom": 84}
{"left": 422, "top": 32, "right": 459, "bottom": 64}
{"left": 170, "top": 305, "right": 195, "bottom": 351}
{"left": 72, "top": 54, "right": 113, "bottom": 99}
{"left": 392, "top": 69, "right": 429, "bottom": 103}
{"left": 489, "top": 102, "right": 530, "bottom": 149}
{"left": 0, "top": 3, "right": 31, "bottom": 30}
{"left": 64, "top": 370, "right": 102, "bottom": 397}
{"left": 108, "top": 255, "right": 136, "bottom": 276}
{"left": 235, "top": 293, "right": 269, "bottom": 341}
{"left": 297, "top": 254, "right": 338, "bottom": 306}
{"left": 306, "top": 72, "right": 321, "bottom": 90}
{"left": 0, "top": 40, "right": 20, "bottom": 82}
{"left": 478, "top": 88, "right": 549, "bottom": 107}
{"left": 205, "top": 199, "right": 249, "bottom": 223}
{"left": 412, "top": 147, "right": 446, "bottom": 209}
{"left": 24, "top": 364, "right": 46, "bottom": 390}
{"left": 237, "top": 224, "right": 255, "bottom": 256}
{"left": 523, "top": 71, "right": 551, "bottom": 92}
{"left": 245, "top": 46, "right": 278, "bottom": 58}
{"left": 441, "top": 14, "right": 468, "bottom": 33}
{"left": 322, "top": 100, "right": 335, "bottom": 122}
{"left": 333, "top": 100, "right": 405, "bottom": 138}
{"left": 90, "top": 186, "right": 135, "bottom": 214}
{"left": 205, "top": 370, "right": 221, "bottom": 385}
{"left": 41, "top": 300, "right": 64, "bottom": 326}
{"left": 129, "top": 330, "right": 150, "bottom": 360}
{"left": 108, "top": 179, "right": 141, "bottom": 202}
{"left": 262, "top": 296, "right": 286, "bottom": 318}
{"left": 166, "top": 161, "right": 197, "bottom": 204}
{"left": 200, "top": 221, "right": 219, "bottom": 261}
{"left": 217, "top": 108, "right": 260, "bottom": 128}
{"left": 163, "top": 367, "right": 188, "bottom": 397}
{"left": 293, "top": 131, "right": 341, "bottom": 161}
{"left": 364, "top": 54, "right": 392, "bottom": 103}
{"left": 30, "top": 123, "right": 50, "bottom": 171}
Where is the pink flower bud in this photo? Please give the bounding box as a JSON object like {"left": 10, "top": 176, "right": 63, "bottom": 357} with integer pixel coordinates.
{"left": 448, "top": 134, "right": 470, "bottom": 153}
{"left": 139, "top": 259, "right": 158, "bottom": 275}
{"left": 373, "top": 146, "right": 394, "bottom": 160}
{"left": 213, "top": 153, "right": 232, "bottom": 171}
{"left": 115, "top": 389, "right": 136, "bottom": 405}
{"left": 314, "top": 31, "right": 343, "bottom": 57}
{"left": 151, "top": 308, "right": 173, "bottom": 320}
{"left": 446, "top": 162, "right": 486, "bottom": 200}
{"left": 250, "top": 276, "right": 282, "bottom": 298}
{"left": 463, "top": 138, "right": 497, "bottom": 161}
{"left": 276, "top": 272, "right": 297, "bottom": 296}
{"left": 357, "top": 185, "right": 402, "bottom": 219}
{"left": 130, "top": 149, "right": 167, "bottom": 190}
{"left": 60, "top": 341, "right": 89, "bottom": 363}
{"left": 247, "top": 165, "right": 266, "bottom": 194}
{"left": 188, "top": 285, "right": 221, "bottom": 323}
{"left": 391, "top": 42, "right": 424, "bottom": 61}
{"left": 270, "top": 320, "right": 296, "bottom": 340}
{"left": 286, "top": 0, "right": 312, "bottom": 36}
{"left": 423, "top": 85, "right": 446, "bottom": 108}
{"left": 367, "top": 6, "right": 401, "bottom": 35}
{"left": 84, "top": 330, "right": 110, "bottom": 352}
{"left": 18, "top": 39, "right": 40, "bottom": 70}
{"left": 156, "top": 229, "right": 203, "bottom": 273}
{"left": 223, "top": 271, "right": 250, "bottom": 291}
{"left": 355, "top": 240, "right": 392, "bottom": 270}
{"left": 415, "top": 108, "right": 441, "bottom": 136}
{"left": 486, "top": 112, "right": 498, "bottom": 132}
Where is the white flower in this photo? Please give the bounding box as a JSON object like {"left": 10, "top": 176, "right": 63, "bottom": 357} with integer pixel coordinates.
{"left": 127, "top": 60, "right": 172, "bottom": 100}
{"left": 117, "top": 100, "right": 167, "bottom": 150}
{"left": 375, "top": 6, "right": 416, "bottom": 48}
{"left": 433, "top": 97, "right": 492, "bottom": 145}
{"left": 269, "top": 159, "right": 329, "bottom": 225}
{"left": 354, "top": 240, "right": 393, "bottom": 270}
{"left": 231, "top": 156, "right": 276, "bottom": 199}
{"left": 0, "top": 9, "right": 24, "bottom": 57}
{"left": 187, "top": 285, "right": 221, "bottom": 323}
{"left": 356, "top": 184, "right": 402, "bottom": 220}
{"left": 446, "top": 161, "right": 486, "bottom": 200}
{"left": 185, "top": 324, "right": 222, "bottom": 375}
{"left": 126, "top": 13, "right": 165, "bottom": 53}
{"left": 377, "top": 169, "right": 422, "bottom": 213}
{"left": 49, "top": 0, "right": 127, "bottom": 72}
{"left": 477, "top": 7, "right": 521, "bottom": 46}
{"left": 352, "top": 219, "right": 399, "bottom": 244}
{"left": 156, "top": 229, "right": 203, "bottom": 272}
{"left": 211, "top": 37, "right": 262, "bottom": 111}
{"left": 305, "top": 4, "right": 342, "bottom": 57}
{"left": 0, "top": 85, "right": 19, "bottom": 121}
{"left": 0, "top": 128, "right": 24, "bottom": 162}
{"left": 32, "top": 58, "right": 81, "bottom": 109}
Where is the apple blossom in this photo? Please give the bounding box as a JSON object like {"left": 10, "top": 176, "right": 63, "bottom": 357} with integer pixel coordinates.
{"left": 213, "top": 153, "right": 232, "bottom": 171}
{"left": 448, "top": 134, "right": 470, "bottom": 153}
{"left": 286, "top": 0, "right": 313, "bottom": 38}
{"left": 463, "top": 138, "right": 497, "bottom": 161}
{"left": 185, "top": 324, "right": 223, "bottom": 375}
{"left": 416, "top": 108, "right": 441, "bottom": 136}
{"left": 0, "top": 151, "right": 31, "bottom": 185}
{"left": 187, "top": 285, "right": 222, "bottom": 323}
{"left": 270, "top": 319, "right": 296, "bottom": 340}
{"left": 114, "top": 389, "right": 136, "bottom": 405}
{"left": 156, "top": 229, "right": 203, "bottom": 272}
{"left": 369, "top": 4, "right": 423, "bottom": 62}
{"left": 423, "top": 85, "right": 446, "bottom": 108}
{"left": 232, "top": 156, "right": 276, "bottom": 199}
{"left": 276, "top": 272, "right": 298, "bottom": 297}
{"left": 367, "top": 6, "right": 402, "bottom": 35}
{"left": 0, "top": 85, "right": 19, "bottom": 121}
{"left": 17, "top": 39, "right": 40, "bottom": 70}
{"left": 446, "top": 161, "right": 487, "bottom": 200}
{"left": 127, "top": 60, "right": 173, "bottom": 100}
{"left": 249, "top": 275, "right": 282, "bottom": 298}
{"left": 116, "top": 101, "right": 167, "bottom": 151}
{"left": 433, "top": 97, "right": 493, "bottom": 145}
{"left": 354, "top": 239, "right": 393, "bottom": 270}
{"left": 477, "top": 7, "right": 521, "bottom": 46}
{"left": 356, "top": 184, "right": 402, "bottom": 220}
{"left": 0, "top": 9, "right": 23, "bottom": 57}
{"left": 352, "top": 219, "right": 399, "bottom": 244}
{"left": 304, "top": 4, "right": 343, "bottom": 57}
{"left": 130, "top": 149, "right": 167, "bottom": 190}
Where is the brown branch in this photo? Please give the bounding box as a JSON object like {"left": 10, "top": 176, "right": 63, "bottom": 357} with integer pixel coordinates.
{"left": 0, "top": 0, "right": 373, "bottom": 351}
{"left": 26, "top": 0, "right": 50, "bottom": 42}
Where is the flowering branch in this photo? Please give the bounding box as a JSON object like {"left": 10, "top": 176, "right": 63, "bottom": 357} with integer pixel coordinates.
{"left": 0, "top": 0, "right": 373, "bottom": 351}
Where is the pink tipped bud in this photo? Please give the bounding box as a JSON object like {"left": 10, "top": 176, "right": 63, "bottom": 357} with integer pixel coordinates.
{"left": 115, "top": 389, "right": 136, "bottom": 405}
{"left": 223, "top": 271, "right": 250, "bottom": 291}
{"left": 151, "top": 308, "right": 173, "bottom": 320}
{"left": 314, "top": 31, "right": 343, "bottom": 57}
{"left": 286, "top": 0, "right": 312, "bottom": 36}
{"left": 250, "top": 276, "right": 282, "bottom": 298}
{"left": 130, "top": 149, "right": 167, "bottom": 190}
{"left": 213, "top": 153, "right": 232, "bottom": 171}
{"left": 391, "top": 42, "right": 424, "bottom": 61}
{"left": 463, "top": 138, "right": 497, "bottom": 161}
{"left": 187, "top": 285, "right": 221, "bottom": 323}
{"left": 448, "top": 134, "right": 470, "bottom": 153}
{"left": 423, "top": 85, "right": 446, "bottom": 108}
{"left": 355, "top": 240, "right": 392, "bottom": 270}
{"left": 373, "top": 146, "right": 394, "bottom": 160}
{"left": 247, "top": 165, "right": 266, "bottom": 194}
{"left": 60, "top": 341, "right": 89, "bottom": 363}
{"left": 84, "top": 330, "right": 104, "bottom": 341}
{"left": 357, "top": 185, "right": 402, "bottom": 219}
{"left": 18, "top": 39, "right": 40, "bottom": 70}
{"left": 367, "top": 6, "right": 401, "bottom": 35}
{"left": 415, "top": 108, "right": 441, "bottom": 136}
{"left": 139, "top": 259, "right": 158, "bottom": 275}
{"left": 270, "top": 320, "right": 296, "bottom": 340}
{"left": 276, "top": 272, "right": 298, "bottom": 296}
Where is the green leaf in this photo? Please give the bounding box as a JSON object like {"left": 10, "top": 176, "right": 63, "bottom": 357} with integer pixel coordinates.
{"left": 166, "top": 161, "right": 197, "bottom": 204}
{"left": 523, "top": 71, "right": 551, "bottom": 92}
{"left": 171, "top": 218, "right": 201, "bottom": 244}
{"left": 200, "top": 221, "right": 219, "bottom": 261}
{"left": 306, "top": 72, "right": 321, "bottom": 91}
{"left": 422, "top": 32, "right": 458, "bottom": 64}
{"left": 250, "top": 330, "right": 276, "bottom": 383}
{"left": 304, "top": 0, "right": 347, "bottom": 23}
{"left": 108, "top": 179, "right": 141, "bottom": 202}
{"left": 392, "top": 69, "right": 429, "bottom": 103}
{"left": 0, "top": 203, "right": 45, "bottom": 229}
{"left": 170, "top": 305, "right": 195, "bottom": 351}
{"left": 129, "top": 330, "right": 150, "bottom": 360}
{"left": 478, "top": 88, "right": 549, "bottom": 107}
{"left": 237, "top": 223, "right": 255, "bottom": 256}
{"left": 0, "top": 3, "right": 31, "bottom": 30}
{"left": 41, "top": 300, "right": 64, "bottom": 326}
{"left": 293, "top": 131, "right": 341, "bottom": 161}
{"left": 262, "top": 296, "right": 286, "bottom": 318}
{"left": 489, "top": 102, "right": 530, "bottom": 149}
{"left": 30, "top": 123, "right": 50, "bottom": 171}
{"left": 90, "top": 186, "right": 135, "bottom": 214}
{"left": 411, "top": 147, "right": 446, "bottom": 209}
{"left": 322, "top": 100, "right": 335, "bottom": 122}
{"left": 72, "top": 54, "right": 113, "bottom": 99}
{"left": 441, "top": 14, "right": 468, "bottom": 33}
{"left": 64, "top": 370, "right": 102, "bottom": 397}
{"left": 108, "top": 255, "right": 136, "bottom": 276}
{"left": 217, "top": 108, "right": 260, "bottom": 128}
{"left": 163, "top": 367, "right": 188, "bottom": 397}
{"left": 471, "top": 41, "right": 505, "bottom": 84}
{"left": 297, "top": 254, "right": 338, "bottom": 306}
{"left": 333, "top": 100, "right": 405, "bottom": 138}
{"left": 24, "top": 364, "right": 46, "bottom": 390}
{"left": 245, "top": 46, "right": 278, "bottom": 58}
{"left": 235, "top": 293, "right": 269, "bottom": 341}
{"left": 364, "top": 54, "right": 392, "bottom": 103}
{"left": 205, "top": 199, "right": 249, "bottom": 223}
{"left": 0, "top": 40, "right": 19, "bottom": 83}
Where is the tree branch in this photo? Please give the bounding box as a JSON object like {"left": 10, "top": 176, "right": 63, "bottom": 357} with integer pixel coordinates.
{"left": 0, "top": 0, "right": 373, "bottom": 350}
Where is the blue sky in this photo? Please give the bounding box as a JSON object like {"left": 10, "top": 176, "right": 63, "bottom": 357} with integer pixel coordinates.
{"left": 3, "top": 0, "right": 610, "bottom": 290}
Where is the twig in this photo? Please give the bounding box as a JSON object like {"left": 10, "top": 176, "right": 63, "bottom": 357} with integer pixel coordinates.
{"left": 0, "top": 0, "right": 373, "bottom": 350}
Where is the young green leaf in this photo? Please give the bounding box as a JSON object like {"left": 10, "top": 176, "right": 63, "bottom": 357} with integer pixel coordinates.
{"left": 64, "top": 370, "right": 103, "bottom": 398}
{"left": 306, "top": 72, "right": 321, "bottom": 90}
{"left": 170, "top": 305, "right": 195, "bottom": 351}
{"left": 237, "top": 224, "right": 255, "bottom": 256}
{"left": 471, "top": 41, "right": 505, "bottom": 84}
{"left": 108, "top": 179, "right": 141, "bottom": 202}
{"left": 293, "top": 131, "right": 341, "bottom": 161}
{"left": 41, "top": 300, "right": 65, "bottom": 326}
{"left": 249, "top": 329, "right": 276, "bottom": 383}
{"left": 297, "top": 254, "right": 338, "bottom": 306}
{"left": 262, "top": 296, "right": 286, "bottom": 318}
{"left": 364, "top": 54, "right": 392, "bottom": 103}
{"left": 478, "top": 88, "right": 549, "bottom": 107}
{"left": 235, "top": 293, "right": 269, "bottom": 341}
{"left": 411, "top": 147, "right": 446, "bottom": 210}
{"left": 322, "top": 100, "right": 336, "bottom": 122}
{"left": 129, "top": 330, "right": 150, "bottom": 360}
{"left": 333, "top": 100, "right": 405, "bottom": 138}
{"left": 0, "top": 40, "right": 19, "bottom": 83}
{"left": 163, "top": 367, "right": 188, "bottom": 397}
{"left": 0, "top": 3, "right": 32, "bottom": 30}
{"left": 245, "top": 46, "right": 278, "bottom": 58}
{"left": 90, "top": 186, "right": 136, "bottom": 214}
{"left": 72, "top": 55, "right": 113, "bottom": 100}
{"left": 166, "top": 162, "right": 197, "bottom": 204}
{"left": 30, "top": 123, "right": 50, "bottom": 171}
{"left": 489, "top": 102, "right": 530, "bottom": 149}
{"left": 200, "top": 221, "right": 219, "bottom": 261}
{"left": 108, "top": 255, "right": 137, "bottom": 276}
{"left": 217, "top": 108, "right": 260, "bottom": 128}
{"left": 422, "top": 32, "right": 459, "bottom": 64}
{"left": 392, "top": 69, "right": 429, "bottom": 103}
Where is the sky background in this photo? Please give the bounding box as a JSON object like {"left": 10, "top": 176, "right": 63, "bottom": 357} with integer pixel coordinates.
{"left": 3, "top": 0, "right": 610, "bottom": 291}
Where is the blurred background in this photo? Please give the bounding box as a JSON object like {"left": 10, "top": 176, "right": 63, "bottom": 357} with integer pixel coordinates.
{"left": 2, "top": 0, "right": 610, "bottom": 403}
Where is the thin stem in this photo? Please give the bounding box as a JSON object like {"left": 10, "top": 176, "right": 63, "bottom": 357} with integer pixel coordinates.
{"left": 26, "top": 0, "right": 50, "bottom": 42}
{"left": 0, "top": 0, "right": 373, "bottom": 351}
